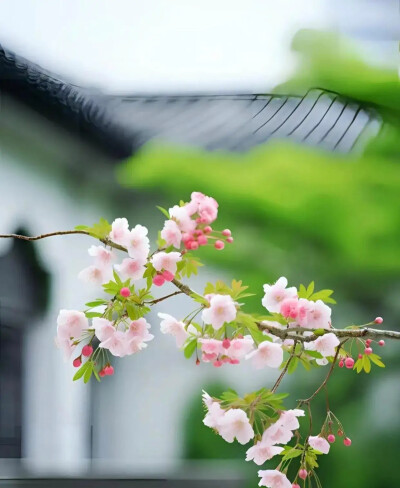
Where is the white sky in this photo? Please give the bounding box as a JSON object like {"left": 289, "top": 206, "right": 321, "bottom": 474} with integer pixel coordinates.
{"left": 0, "top": 0, "right": 329, "bottom": 93}
{"left": 0, "top": 0, "right": 396, "bottom": 93}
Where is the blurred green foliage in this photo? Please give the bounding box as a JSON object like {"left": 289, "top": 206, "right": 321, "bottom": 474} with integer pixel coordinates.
{"left": 117, "top": 30, "right": 400, "bottom": 487}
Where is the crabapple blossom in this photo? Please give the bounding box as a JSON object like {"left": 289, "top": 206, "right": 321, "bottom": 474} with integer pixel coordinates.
{"left": 151, "top": 251, "right": 181, "bottom": 275}
{"left": 308, "top": 435, "right": 330, "bottom": 454}
{"left": 169, "top": 205, "right": 197, "bottom": 233}
{"left": 57, "top": 310, "right": 88, "bottom": 340}
{"left": 115, "top": 257, "right": 146, "bottom": 280}
{"left": 246, "top": 443, "right": 284, "bottom": 465}
{"left": 55, "top": 337, "right": 76, "bottom": 360}
{"left": 313, "top": 332, "right": 340, "bottom": 357}
{"left": 159, "top": 313, "right": 188, "bottom": 348}
{"left": 88, "top": 245, "right": 115, "bottom": 268}
{"left": 226, "top": 336, "right": 254, "bottom": 360}
{"left": 126, "top": 224, "right": 150, "bottom": 261}
{"left": 262, "top": 277, "right": 297, "bottom": 313}
{"left": 246, "top": 341, "right": 284, "bottom": 369}
{"left": 127, "top": 318, "right": 154, "bottom": 343}
{"left": 78, "top": 264, "right": 112, "bottom": 285}
{"left": 258, "top": 470, "right": 292, "bottom": 488}
{"left": 93, "top": 317, "right": 115, "bottom": 342}
{"left": 198, "top": 195, "right": 219, "bottom": 224}
{"left": 161, "top": 219, "right": 182, "bottom": 248}
{"left": 302, "top": 300, "right": 331, "bottom": 329}
{"left": 109, "top": 217, "right": 130, "bottom": 245}
{"left": 279, "top": 409, "right": 305, "bottom": 431}
{"left": 201, "top": 294, "right": 237, "bottom": 330}
{"left": 199, "top": 338, "right": 223, "bottom": 356}
{"left": 217, "top": 408, "right": 254, "bottom": 444}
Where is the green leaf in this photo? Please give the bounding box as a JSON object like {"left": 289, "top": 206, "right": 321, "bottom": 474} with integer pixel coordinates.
{"left": 183, "top": 338, "right": 198, "bottom": 359}
{"left": 363, "top": 355, "right": 371, "bottom": 373}
{"left": 287, "top": 356, "right": 299, "bottom": 374}
{"left": 309, "top": 289, "right": 336, "bottom": 304}
{"left": 84, "top": 361, "right": 94, "bottom": 383}
{"left": 85, "top": 299, "right": 108, "bottom": 308}
{"left": 305, "top": 350, "right": 323, "bottom": 359}
{"left": 369, "top": 353, "right": 385, "bottom": 368}
{"left": 73, "top": 361, "right": 90, "bottom": 381}
{"left": 282, "top": 447, "right": 303, "bottom": 461}
{"left": 156, "top": 205, "right": 170, "bottom": 219}
{"left": 77, "top": 218, "right": 111, "bottom": 240}
{"left": 307, "top": 281, "right": 315, "bottom": 296}
{"left": 85, "top": 311, "right": 103, "bottom": 318}
{"left": 298, "top": 284, "right": 308, "bottom": 298}
{"left": 93, "top": 368, "right": 101, "bottom": 382}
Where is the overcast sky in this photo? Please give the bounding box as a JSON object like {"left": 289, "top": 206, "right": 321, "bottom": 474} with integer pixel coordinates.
{"left": 0, "top": 0, "right": 396, "bottom": 93}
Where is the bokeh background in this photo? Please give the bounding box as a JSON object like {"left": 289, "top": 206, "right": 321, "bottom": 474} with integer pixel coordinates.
{"left": 0, "top": 1, "right": 399, "bottom": 487}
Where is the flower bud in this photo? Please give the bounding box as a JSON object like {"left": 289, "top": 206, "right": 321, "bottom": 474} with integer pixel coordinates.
{"left": 344, "top": 437, "right": 352, "bottom": 446}
{"left": 327, "top": 434, "right": 335, "bottom": 443}
{"left": 374, "top": 317, "right": 383, "bottom": 324}
{"left": 82, "top": 345, "right": 93, "bottom": 357}
{"left": 120, "top": 287, "right": 130, "bottom": 298}
{"left": 298, "top": 469, "right": 308, "bottom": 480}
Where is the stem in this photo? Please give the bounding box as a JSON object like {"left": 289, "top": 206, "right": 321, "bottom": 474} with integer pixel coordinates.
{"left": 271, "top": 344, "right": 297, "bottom": 393}
{"left": 147, "top": 291, "right": 183, "bottom": 305}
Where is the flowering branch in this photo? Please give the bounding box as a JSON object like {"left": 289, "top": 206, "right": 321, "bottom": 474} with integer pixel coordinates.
{"left": 0, "top": 192, "right": 396, "bottom": 488}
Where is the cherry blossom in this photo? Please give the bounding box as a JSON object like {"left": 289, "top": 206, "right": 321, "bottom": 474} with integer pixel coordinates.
{"left": 161, "top": 219, "right": 182, "bottom": 248}
{"left": 159, "top": 313, "right": 188, "bottom": 347}
{"left": 226, "top": 336, "right": 254, "bottom": 360}
{"left": 93, "top": 317, "right": 115, "bottom": 342}
{"left": 115, "top": 257, "right": 146, "bottom": 280}
{"left": 126, "top": 224, "right": 150, "bottom": 261}
{"left": 308, "top": 435, "right": 330, "bottom": 454}
{"left": 198, "top": 195, "right": 218, "bottom": 224}
{"left": 246, "top": 443, "right": 284, "bottom": 465}
{"left": 246, "top": 341, "right": 283, "bottom": 369}
{"left": 258, "top": 470, "right": 292, "bottom": 488}
{"left": 202, "top": 294, "right": 237, "bottom": 330}
{"left": 55, "top": 337, "right": 76, "bottom": 360}
{"left": 88, "top": 245, "right": 115, "bottom": 268}
{"left": 199, "top": 338, "right": 223, "bottom": 356}
{"left": 313, "top": 332, "right": 340, "bottom": 357}
{"left": 169, "top": 204, "right": 197, "bottom": 233}
{"left": 262, "top": 421, "right": 293, "bottom": 445}
{"left": 126, "top": 318, "right": 154, "bottom": 343}
{"left": 57, "top": 310, "right": 88, "bottom": 340}
{"left": 78, "top": 264, "right": 113, "bottom": 285}
{"left": 109, "top": 217, "right": 130, "bottom": 246}
{"left": 262, "top": 277, "right": 297, "bottom": 313}
{"left": 302, "top": 299, "right": 331, "bottom": 329}
{"left": 151, "top": 251, "right": 182, "bottom": 275}
{"left": 217, "top": 408, "right": 254, "bottom": 444}
{"left": 279, "top": 409, "right": 305, "bottom": 431}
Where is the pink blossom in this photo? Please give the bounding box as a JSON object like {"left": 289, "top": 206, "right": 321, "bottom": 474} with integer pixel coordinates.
{"left": 88, "top": 245, "right": 115, "bottom": 268}
{"left": 301, "top": 300, "right": 331, "bottom": 329}
{"left": 126, "top": 318, "right": 154, "bottom": 343}
{"left": 159, "top": 313, "right": 188, "bottom": 348}
{"left": 246, "top": 341, "right": 283, "bottom": 369}
{"left": 78, "top": 264, "right": 112, "bottom": 285}
{"left": 308, "top": 435, "right": 330, "bottom": 454}
{"left": 57, "top": 310, "right": 88, "bottom": 340}
{"left": 126, "top": 225, "right": 150, "bottom": 261}
{"left": 203, "top": 401, "right": 225, "bottom": 430}
{"left": 226, "top": 336, "right": 254, "bottom": 360}
{"left": 151, "top": 251, "right": 182, "bottom": 275}
{"left": 262, "top": 277, "right": 297, "bottom": 313}
{"left": 246, "top": 443, "right": 283, "bottom": 465}
{"left": 92, "top": 317, "right": 115, "bottom": 342}
{"left": 169, "top": 205, "right": 196, "bottom": 233}
{"left": 280, "top": 298, "right": 300, "bottom": 319}
{"left": 55, "top": 337, "right": 76, "bottom": 360}
{"left": 279, "top": 409, "right": 305, "bottom": 431}
{"left": 115, "top": 257, "right": 146, "bottom": 280}
{"left": 99, "top": 330, "right": 127, "bottom": 357}
{"left": 202, "top": 390, "right": 214, "bottom": 408}
{"left": 198, "top": 196, "right": 218, "bottom": 224}
{"left": 262, "top": 422, "right": 293, "bottom": 445}
{"left": 201, "top": 294, "right": 237, "bottom": 330}
{"left": 199, "top": 338, "right": 223, "bottom": 356}
{"left": 313, "top": 332, "right": 340, "bottom": 357}
{"left": 258, "top": 470, "right": 291, "bottom": 488}
{"left": 109, "top": 218, "right": 130, "bottom": 246}
{"left": 217, "top": 408, "right": 254, "bottom": 444}
{"left": 161, "top": 219, "right": 182, "bottom": 248}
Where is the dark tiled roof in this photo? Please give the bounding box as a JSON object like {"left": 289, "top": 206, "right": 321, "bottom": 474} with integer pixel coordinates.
{"left": 0, "top": 45, "right": 381, "bottom": 160}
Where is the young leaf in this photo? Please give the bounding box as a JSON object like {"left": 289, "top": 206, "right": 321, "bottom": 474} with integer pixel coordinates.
{"left": 156, "top": 206, "right": 170, "bottom": 219}
{"left": 183, "top": 338, "right": 198, "bottom": 359}
{"left": 73, "top": 361, "right": 90, "bottom": 381}
{"left": 84, "top": 361, "right": 94, "bottom": 383}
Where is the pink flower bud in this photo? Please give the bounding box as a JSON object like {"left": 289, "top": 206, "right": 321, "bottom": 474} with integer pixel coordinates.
{"left": 292, "top": 484, "right": 301, "bottom": 488}
{"left": 197, "top": 235, "right": 208, "bottom": 246}
{"left": 162, "top": 270, "right": 174, "bottom": 281}
{"left": 214, "top": 240, "right": 225, "bottom": 250}
{"left": 120, "top": 287, "right": 130, "bottom": 298}
{"left": 184, "top": 240, "right": 194, "bottom": 250}
{"left": 378, "top": 340, "right": 385, "bottom": 346}
{"left": 229, "top": 358, "right": 240, "bottom": 365}
{"left": 337, "top": 429, "right": 343, "bottom": 437}
{"left": 344, "top": 437, "right": 352, "bottom": 446}
{"left": 153, "top": 274, "right": 166, "bottom": 287}
{"left": 222, "top": 338, "right": 231, "bottom": 349}
{"left": 213, "top": 360, "right": 223, "bottom": 368}
{"left": 195, "top": 359, "right": 200, "bottom": 366}
{"left": 327, "top": 434, "right": 335, "bottom": 443}
{"left": 222, "top": 229, "right": 231, "bottom": 237}
{"left": 226, "top": 236, "right": 234, "bottom": 243}
{"left": 99, "top": 369, "right": 106, "bottom": 377}
{"left": 298, "top": 469, "right": 308, "bottom": 480}
{"left": 338, "top": 360, "right": 344, "bottom": 368}
{"left": 358, "top": 354, "right": 363, "bottom": 359}
{"left": 344, "top": 357, "right": 354, "bottom": 369}
{"left": 365, "top": 339, "right": 372, "bottom": 347}
{"left": 82, "top": 345, "right": 93, "bottom": 357}
{"left": 104, "top": 365, "right": 114, "bottom": 376}
{"left": 194, "top": 230, "right": 203, "bottom": 236}
{"left": 364, "top": 347, "right": 373, "bottom": 355}
{"left": 203, "top": 226, "right": 212, "bottom": 234}
{"left": 374, "top": 317, "right": 383, "bottom": 324}
{"left": 190, "top": 241, "right": 199, "bottom": 250}
{"left": 73, "top": 357, "right": 82, "bottom": 368}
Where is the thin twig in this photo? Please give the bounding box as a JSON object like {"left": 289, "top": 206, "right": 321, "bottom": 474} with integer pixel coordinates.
{"left": 271, "top": 343, "right": 297, "bottom": 394}
{"left": 147, "top": 291, "right": 183, "bottom": 305}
